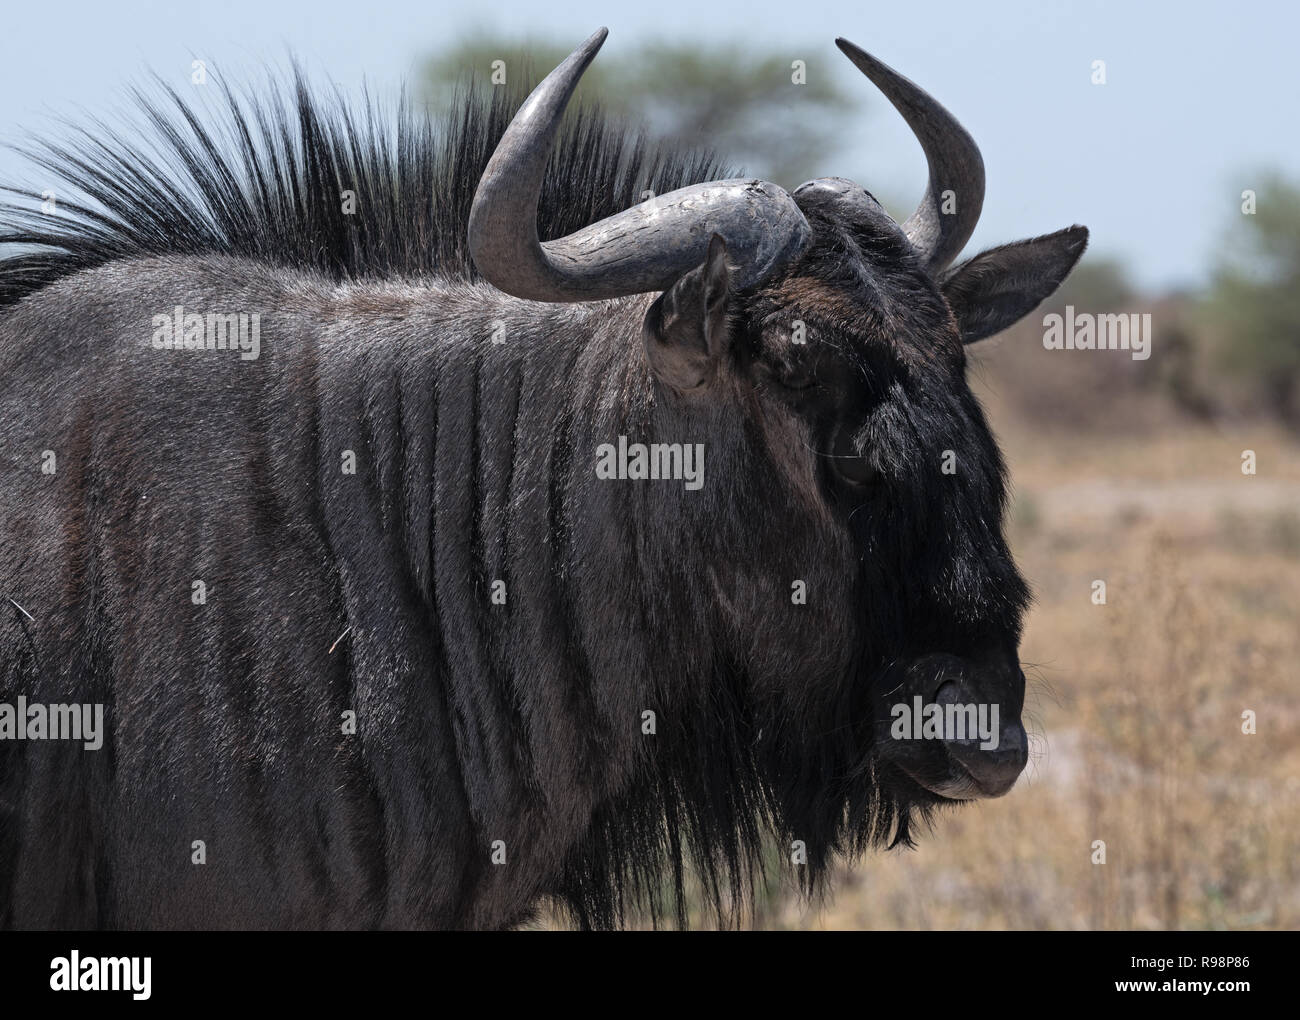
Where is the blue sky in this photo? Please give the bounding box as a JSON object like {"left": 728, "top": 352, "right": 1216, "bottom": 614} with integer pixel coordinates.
{"left": 1, "top": 0, "right": 1295, "bottom": 291}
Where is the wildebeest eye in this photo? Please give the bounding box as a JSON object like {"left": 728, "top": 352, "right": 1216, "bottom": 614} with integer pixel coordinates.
{"left": 829, "top": 427, "right": 879, "bottom": 486}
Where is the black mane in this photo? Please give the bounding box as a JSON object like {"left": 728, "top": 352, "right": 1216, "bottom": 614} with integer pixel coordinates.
{"left": 0, "top": 69, "right": 733, "bottom": 306}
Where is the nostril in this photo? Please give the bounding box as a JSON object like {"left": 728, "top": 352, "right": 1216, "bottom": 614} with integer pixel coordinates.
{"left": 933, "top": 683, "right": 1022, "bottom": 751}
{"left": 947, "top": 720, "right": 1029, "bottom": 794}
{"left": 933, "top": 679, "right": 963, "bottom": 704}
{"left": 904, "top": 654, "right": 968, "bottom": 701}
{"left": 1000, "top": 722, "right": 1026, "bottom": 754}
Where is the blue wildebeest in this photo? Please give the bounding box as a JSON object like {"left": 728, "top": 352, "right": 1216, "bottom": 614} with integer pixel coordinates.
{"left": 0, "top": 29, "right": 1086, "bottom": 929}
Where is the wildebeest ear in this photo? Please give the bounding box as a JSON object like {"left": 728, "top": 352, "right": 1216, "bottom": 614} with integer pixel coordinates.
{"left": 939, "top": 225, "right": 1089, "bottom": 345}
{"left": 642, "top": 233, "right": 732, "bottom": 390}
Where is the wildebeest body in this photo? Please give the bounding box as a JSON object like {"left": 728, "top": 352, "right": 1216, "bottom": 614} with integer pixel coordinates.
{"left": 2, "top": 251, "right": 844, "bottom": 926}
{"left": 0, "top": 31, "right": 1089, "bottom": 928}
{"left": 0, "top": 256, "right": 619, "bottom": 925}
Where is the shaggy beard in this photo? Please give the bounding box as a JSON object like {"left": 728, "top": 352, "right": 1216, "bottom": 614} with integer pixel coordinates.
{"left": 552, "top": 655, "right": 934, "bottom": 930}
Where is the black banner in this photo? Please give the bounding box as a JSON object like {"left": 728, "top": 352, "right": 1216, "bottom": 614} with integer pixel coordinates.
{"left": 0, "top": 931, "right": 1285, "bottom": 1006}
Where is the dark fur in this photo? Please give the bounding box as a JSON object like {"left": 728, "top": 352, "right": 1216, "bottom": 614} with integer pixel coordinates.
{"left": 0, "top": 71, "right": 731, "bottom": 305}
{"left": 0, "top": 69, "right": 1037, "bottom": 929}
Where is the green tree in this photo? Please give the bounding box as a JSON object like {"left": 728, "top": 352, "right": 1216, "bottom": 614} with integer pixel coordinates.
{"left": 1206, "top": 173, "right": 1300, "bottom": 427}
{"left": 419, "top": 34, "right": 864, "bottom": 187}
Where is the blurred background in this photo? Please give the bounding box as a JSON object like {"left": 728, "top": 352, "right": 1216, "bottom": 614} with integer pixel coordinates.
{"left": 3, "top": 0, "right": 1296, "bottom": 928}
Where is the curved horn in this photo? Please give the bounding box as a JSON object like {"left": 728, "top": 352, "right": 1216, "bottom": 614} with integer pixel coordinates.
{"left": 835, "top": 39, "right": 985, "bottom": 273}
{"left": 468, "top": 28, "right": 810, "bottom": 302}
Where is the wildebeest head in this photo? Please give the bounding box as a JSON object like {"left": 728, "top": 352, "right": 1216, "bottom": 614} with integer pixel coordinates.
{"left": 467, "top": 29, "right": 1087, "bottom": 908}
{"left": 471, "top": 27, "right": 1085, "bottom": 817}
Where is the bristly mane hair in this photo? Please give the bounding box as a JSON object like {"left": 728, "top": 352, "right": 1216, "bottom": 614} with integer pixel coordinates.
{"left": 0, "top": 68, "right": 734, "bottom": 306}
